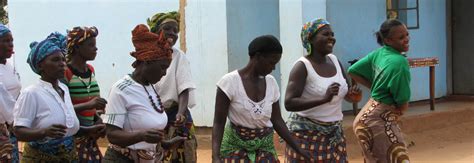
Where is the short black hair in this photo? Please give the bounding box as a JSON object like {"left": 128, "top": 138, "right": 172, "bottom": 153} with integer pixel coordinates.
{"left": 376, "top": 19, "right": 404, "bottom": 46}
{"left": 248, "top": 35, "right": 283, "bottom": 57}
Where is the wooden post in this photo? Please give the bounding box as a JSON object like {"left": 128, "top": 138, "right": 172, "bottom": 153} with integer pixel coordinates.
{"left": 429, "top": 66, "right": 435, "bottom": 111}
{"left": 408, "top": 57, "right": 438, "bottom": 111}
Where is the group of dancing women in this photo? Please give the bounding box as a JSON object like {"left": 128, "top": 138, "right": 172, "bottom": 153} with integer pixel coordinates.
{"left": 0, "top": 9, "right": 411, "bottom": 163}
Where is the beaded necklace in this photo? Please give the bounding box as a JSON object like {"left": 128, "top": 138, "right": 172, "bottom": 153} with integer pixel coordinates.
{"left": 142, "top": 84, "right": 164, "bottom": 113}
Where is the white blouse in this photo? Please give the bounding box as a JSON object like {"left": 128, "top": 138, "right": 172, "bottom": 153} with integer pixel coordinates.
{"left": 0, "top": 61, "right": 21, "bottom": 124}
{"left": 14, "top": 80, "right": 80, "bottom": 137}
{"left": 155, "top": 47, "right": 196, "bottom": 109}
{"left": 103, "top": 75, "right": 168, "bottom": 151}
{"left": 295, "top": 54, "right": 348, "bottom": 122}
{"left": 217, "top": 70, "right": 280, "bottom": 128}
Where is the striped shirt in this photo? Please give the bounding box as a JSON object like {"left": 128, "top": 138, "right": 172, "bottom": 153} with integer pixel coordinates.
{"left": 64, "top": 64, "right": 100, "bottom": 126}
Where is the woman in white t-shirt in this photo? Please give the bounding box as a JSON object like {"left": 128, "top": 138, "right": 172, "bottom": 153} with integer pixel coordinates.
{"left": 284, "top": 18, "right": 361, "bottom": 163}
{"left": 102, "top": 24, "right": 185, "bottom": 163}
{"left": 212, "top": 35, "right": 310, "bottom": 163}
{"left": 14, "top": 32, "right": 81, "bottom": 162}
{"left": 0, "top": 24, "right": 21, "bottom": 163}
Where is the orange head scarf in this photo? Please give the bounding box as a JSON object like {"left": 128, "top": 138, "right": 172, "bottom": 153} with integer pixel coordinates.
{"left": 130, "top": 24, "right": 172, "bottom": 62}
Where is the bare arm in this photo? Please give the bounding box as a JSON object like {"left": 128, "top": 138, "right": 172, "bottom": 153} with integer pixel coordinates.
{"left": 395, "top": 103, "right": 409, "bottom": 115}
{"left": 175, "top": 89, "right": 190, "bottom": 125}
{"left": 212, "top": 88, "right": 230, "bottom": 162}
{"left": 284, "top": 62, "right": 333, "bottom": 111}
{"left": 73, "top": 97, "right": 107, "bottom": 113}
{"left": 348, "top": 73, "right": 372, "bottom": 89}
{"left": 105, "top": 124, "right": 163, "bottom": 147}
{"left": 271, "top": 102, "right": 310, "bottom": 160}
{"left": 338, "top": 61, "right": 362, "bottom": 103}
{"left": 14, "top": 124, "right": 67, "bottom": 142}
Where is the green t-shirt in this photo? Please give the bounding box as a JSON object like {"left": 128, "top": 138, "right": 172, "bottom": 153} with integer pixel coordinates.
{"left": 348, "top": 46, "right": 411, "bottom": 106}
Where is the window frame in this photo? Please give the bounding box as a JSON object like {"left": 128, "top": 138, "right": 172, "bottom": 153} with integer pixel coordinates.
{"left": 386, "top": 0, "right": 420, "bottom": 29}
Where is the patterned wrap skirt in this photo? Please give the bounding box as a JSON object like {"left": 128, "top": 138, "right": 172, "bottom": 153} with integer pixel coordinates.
{"left": 163, "top": 105, "right": 197, "bottom": 163}
{"left": 21, "top": 136, "right": 78, "bottom": 163}
{"left": 75, "top": 136, "right": 103, "bottom": 163}
{"left": 353, "top": 98, "right": 409, "bottom": 163}
{"left": 220, "top": 123, "right": 279, "bottom": 163}
{"left": 102, "top": 144, "right": 164, "bottom": 163}
{"left": 285, "top": 113, "right": 348, "bottom": 163}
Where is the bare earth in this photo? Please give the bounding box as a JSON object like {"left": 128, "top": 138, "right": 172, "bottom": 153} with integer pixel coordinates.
{"left": 195, "top": 121, "right": 474, "bottom": 163}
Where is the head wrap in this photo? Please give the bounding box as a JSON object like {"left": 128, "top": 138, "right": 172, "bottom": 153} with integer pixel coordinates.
{"left": 27, "top": 32, "right": 67, "bottom": 74}
{"left": 66, "top": 26, "right": 98, "bottom": 56}
{"left": 147, "top": 11, "right": 180, "bottom": 33}
{"left": 0, "top": 24, "right": 11, "bottom": 37}
{"left": 301, "top": 18, "right": 330, "bottom": 55}
{"left": 130, "top": 24, "right": 172, "bottom": 63}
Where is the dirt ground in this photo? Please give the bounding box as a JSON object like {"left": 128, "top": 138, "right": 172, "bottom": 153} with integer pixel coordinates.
{"left": 194, "top": 121, "right": 474, "bottom": 163}
{"left": 93, "top": 100, "right": 474, "bottom": 162}
{"left": 21, "top": 119, "right": 473, "bottom": 162}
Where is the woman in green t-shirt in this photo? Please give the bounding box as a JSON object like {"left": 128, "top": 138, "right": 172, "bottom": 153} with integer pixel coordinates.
{"left": 348, "top": 19, "right": 411, "bottom": 163}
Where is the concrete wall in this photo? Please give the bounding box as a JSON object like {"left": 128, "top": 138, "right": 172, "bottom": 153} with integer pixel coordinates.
{"left": 226, "top": 0, "right": 281, "bottom": 83}
{"left": 327, "top": 0, "right": 447, "bottom": 110}
{"left": 9, "top": 0, "right": 179, "bottom": 99}
{"left": 185, "top": 0, "right": 228, "bottom": 126}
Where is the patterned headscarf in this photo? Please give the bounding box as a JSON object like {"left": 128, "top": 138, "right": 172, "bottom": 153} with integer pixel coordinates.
{"left": 301, "top": 18, "right": 330, "bottom": 55}
{"left": 27, "top": 32, "right": 67, "bottom": 74}
{"left": 0, "top": 24, "right": 11, "bottom": 37}
{"left": 147, "top": 11, "right": 180, "bottom": 33}
{"left": 130, "top": 24, "right": 172, "bottom": 63}
{"left": 66, "top": 26, "right": 98, "bottom": 56}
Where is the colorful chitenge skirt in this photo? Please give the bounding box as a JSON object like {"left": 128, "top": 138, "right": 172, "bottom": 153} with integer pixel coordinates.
{"left": 353, "top": 98, "right": 409, "bottom": 163}
{"left": 163, "top": 107, "right": 197, "bottom": 163}
{"left": 21, "top": 136, "right": 78, "bottom": 163}
{"left": 102, "top": 143, "right": 164, "bottom": 163}
{"left": 285, "top": 113, "right": 348, "bottom": 163}
{"left": 220, "top": 123, "right": 279, "bottom": 163}
{"left": 75, "top": 136, "right": 102, "bottom": 163}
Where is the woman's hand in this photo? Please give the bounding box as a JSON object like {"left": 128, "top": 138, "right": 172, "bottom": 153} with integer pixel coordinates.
{"left": 174, "top": 113, "right": 186, "bottom": 126}
{"left": 324, "top": 83, "right": 341, "bottom": 102}
{"left": 82, "top": 124, "right": 106, "bottom": 139}
{"left": 162, "top": 136, "right": 187, "bottom": 149}
{"left": 139, "top": 129, "right": 164, "bottom": 144}
{"left": 86, "top": 97, "right": 108, "bottom": 111}
{"left": 42, "top": 124, "right": 67, "bottom": 139}
{"left": 346, "top": 84, "right": 362, "bottom": 102}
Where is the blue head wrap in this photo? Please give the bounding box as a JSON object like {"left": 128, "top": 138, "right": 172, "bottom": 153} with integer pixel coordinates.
{"left": 27, "top": 32, "right": 67, "bottom": 75}
{"left": 0, "top": 24, "right": 11, "bottom": 37}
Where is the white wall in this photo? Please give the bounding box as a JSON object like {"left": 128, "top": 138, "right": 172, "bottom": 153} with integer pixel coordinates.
{"left": 185, "top": 0, "right": 228, "bottom": 127}
{"left": 9, "top": 0, "right": 179, "bottom": 98}
{"left": 8, "top": 0, "right": 228, "bottom": 127}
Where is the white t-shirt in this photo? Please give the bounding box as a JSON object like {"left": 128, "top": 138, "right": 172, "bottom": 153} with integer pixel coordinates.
{"left": 0, "top": 61, "right": 21, "bottom": 124}
{"left": 216, "top": 70, "right": 280, "bottom": 128}
{"left": 103, "top": 75, "right": 168, "bottom": 151}
{"left": 155, "top": 47, "right": 196, "bottom": 109}
{"left": 14, "top": 80, "right": 80, "bottom": 137}
{"left": 295, "top": 54, "right": 348, "bottom": 122}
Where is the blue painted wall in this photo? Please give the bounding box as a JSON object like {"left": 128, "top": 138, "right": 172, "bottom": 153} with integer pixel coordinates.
{"left": 226, "top": 0, "right": 281, "bottom": 82}
{"left": 327, "top": 0, "right": 447, "bottom": 109}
